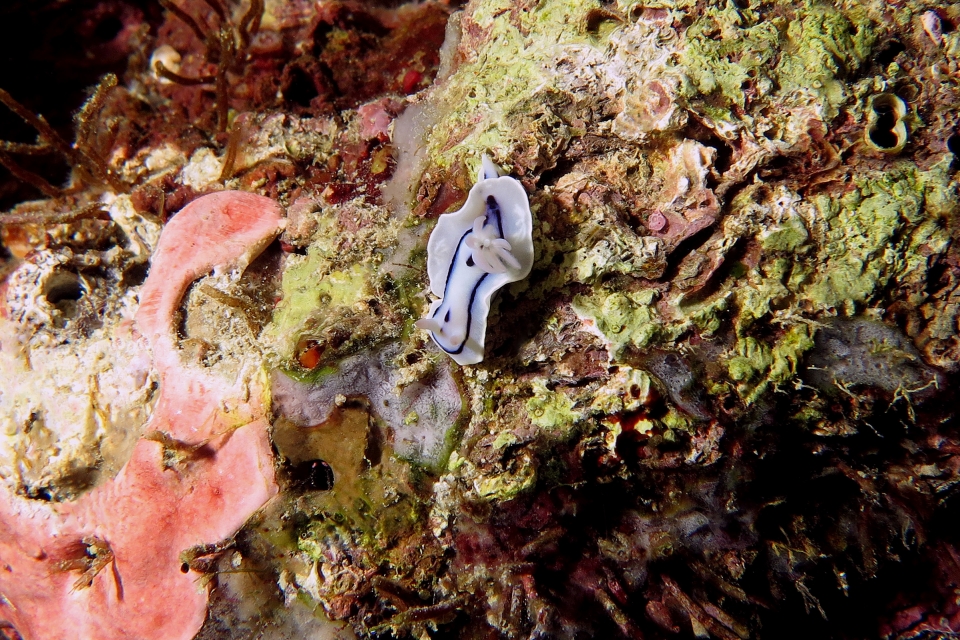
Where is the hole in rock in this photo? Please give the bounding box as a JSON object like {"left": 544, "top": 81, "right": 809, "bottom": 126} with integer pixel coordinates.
{"left": 876, "top": 40, "right": 905, "bottom": 67}
{"left": 947, "top": 132, "right": 960, "bottom": 156}
{"left": 44, "top": 270, "right": 84, "bottom": 316}
{"left": 288, "top": 459, "right": 335, "bottom": 491}
{"left": 121, "top": 262, "right": 149, "bottom": 288}
{"left": 662, "top": 225, "right": 716, "bottom": 282}
{"left": 584, "top": 8, "right": 620, "bottom": 36}
{"left": 283, "top": 65, "right": 320, "bottom": 108}
{"left": 868, "top": 103, "right": 900, "bottom": 150}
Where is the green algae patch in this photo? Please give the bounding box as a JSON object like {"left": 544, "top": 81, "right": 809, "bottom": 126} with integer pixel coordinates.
{"left": 803, "top": 167, "right": 932, "bottom": 314}
{"left": 316, "top": 265, "right": 373, "bottom": 307}
{"left": 727, "top": 337, "right": 773, "bottom": 385}
{"left": 562, "top": 160, "right": 950, "bottom": 408}
{"left": 277, "top": 407, "right": 427, "bottom": 563}
{"left": 680, "top": 3, "right": 780, "bottom": 108}
{"left": 760, "top": 215, "right": 810, "bottom": 253}
{"left": 901, "top": 159, "right": 954, "bottom": 281}
{"left": 696, "top": 162, "right": 949, "bottom": 405}
{"left": 767, "top": 324, "right": 815, "bottom": 387}
{"left": 680, "top": 1, "right": 875, "bottom": 117}
{"left": 473, "top": 457, "right": 538, "bottom": 502}
{"left": 679, "top": 293, "right": 732, "bottom": 337}
{"left": 725, "top": 324, "right": 815, "bottom": 405}
{"left": 733, "top": 259, "right": 794, "bottom": 335}
{"left": 572, "top": 288, "right": 661, "bottom": 357}
{"left": 805, "top": 193, "right": 902, "bottom": 313}
{"left": 298, "top": 455, "right": 425, "bottom": 557}
{"left": 423, "top": 0, "right": 603, "bottom": 174}
{"left": 526, "top": 381, "right": 583, "bottom": 433}
{"left": 705, "top": 162, "right": 948, "bottom": 405}
{"left": 617, "top": 0, "right": 697, "bottom": 11}
{"left": 492, "top": 430, "right": 521, "bottom": 451}
{"left": 661, "top": 407, "right": 693, "bottom": 434}
{"left": 775, "top": 3, "right": 875, "bottom": 118}
{"left": 264, "top": 248, "right": 373, "bottom": 358}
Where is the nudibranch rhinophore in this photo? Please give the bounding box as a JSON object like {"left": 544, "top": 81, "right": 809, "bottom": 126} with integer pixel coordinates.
{"left": 415, "top": 156, "right": 534, "bottom": 365}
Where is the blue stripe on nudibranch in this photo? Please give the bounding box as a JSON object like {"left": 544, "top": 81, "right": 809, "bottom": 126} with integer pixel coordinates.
{"left": 431, "top": 227, "right": 488, "bottom": 355}
{"left": 434, "top": 275, "right": 486, "bottom": 356}
{"left": 487, "top": 195, "right": 505, "bottom": 238}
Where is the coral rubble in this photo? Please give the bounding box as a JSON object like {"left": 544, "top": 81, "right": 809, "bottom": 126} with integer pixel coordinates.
{"left": 1, "top": 0, "right": 960, "bottom": 639}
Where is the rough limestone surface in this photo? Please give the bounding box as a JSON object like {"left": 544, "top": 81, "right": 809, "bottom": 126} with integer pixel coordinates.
{"left": 1, "top": 0, "right": 959, "bottom": 638}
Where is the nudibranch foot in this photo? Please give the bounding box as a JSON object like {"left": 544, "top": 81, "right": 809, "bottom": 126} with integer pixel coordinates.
{"left": 417, "top": 156, "right": 534, "bottom": 366}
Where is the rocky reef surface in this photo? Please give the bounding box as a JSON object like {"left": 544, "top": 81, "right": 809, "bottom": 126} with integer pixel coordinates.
{"left": 1, "top": 0, "right": 959, "bottom": 638}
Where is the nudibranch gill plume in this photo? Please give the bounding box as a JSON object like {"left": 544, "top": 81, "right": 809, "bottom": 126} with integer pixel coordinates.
{"left": 415, "top": 156, "right": 534, "bottom": 365}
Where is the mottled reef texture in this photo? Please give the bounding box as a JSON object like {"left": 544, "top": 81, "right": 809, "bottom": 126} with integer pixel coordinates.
{"left": 1, "top": 0, "right": 960, "bottom": 639}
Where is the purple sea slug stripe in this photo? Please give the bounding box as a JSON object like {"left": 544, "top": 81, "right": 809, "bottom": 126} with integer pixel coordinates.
{"left": 416, "top": 156, "right": 534, "bottom": 365}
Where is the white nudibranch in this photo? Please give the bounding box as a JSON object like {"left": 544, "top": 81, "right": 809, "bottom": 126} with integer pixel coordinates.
{"left": 415, "top": 156, "right": 534, "bottom": 365}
